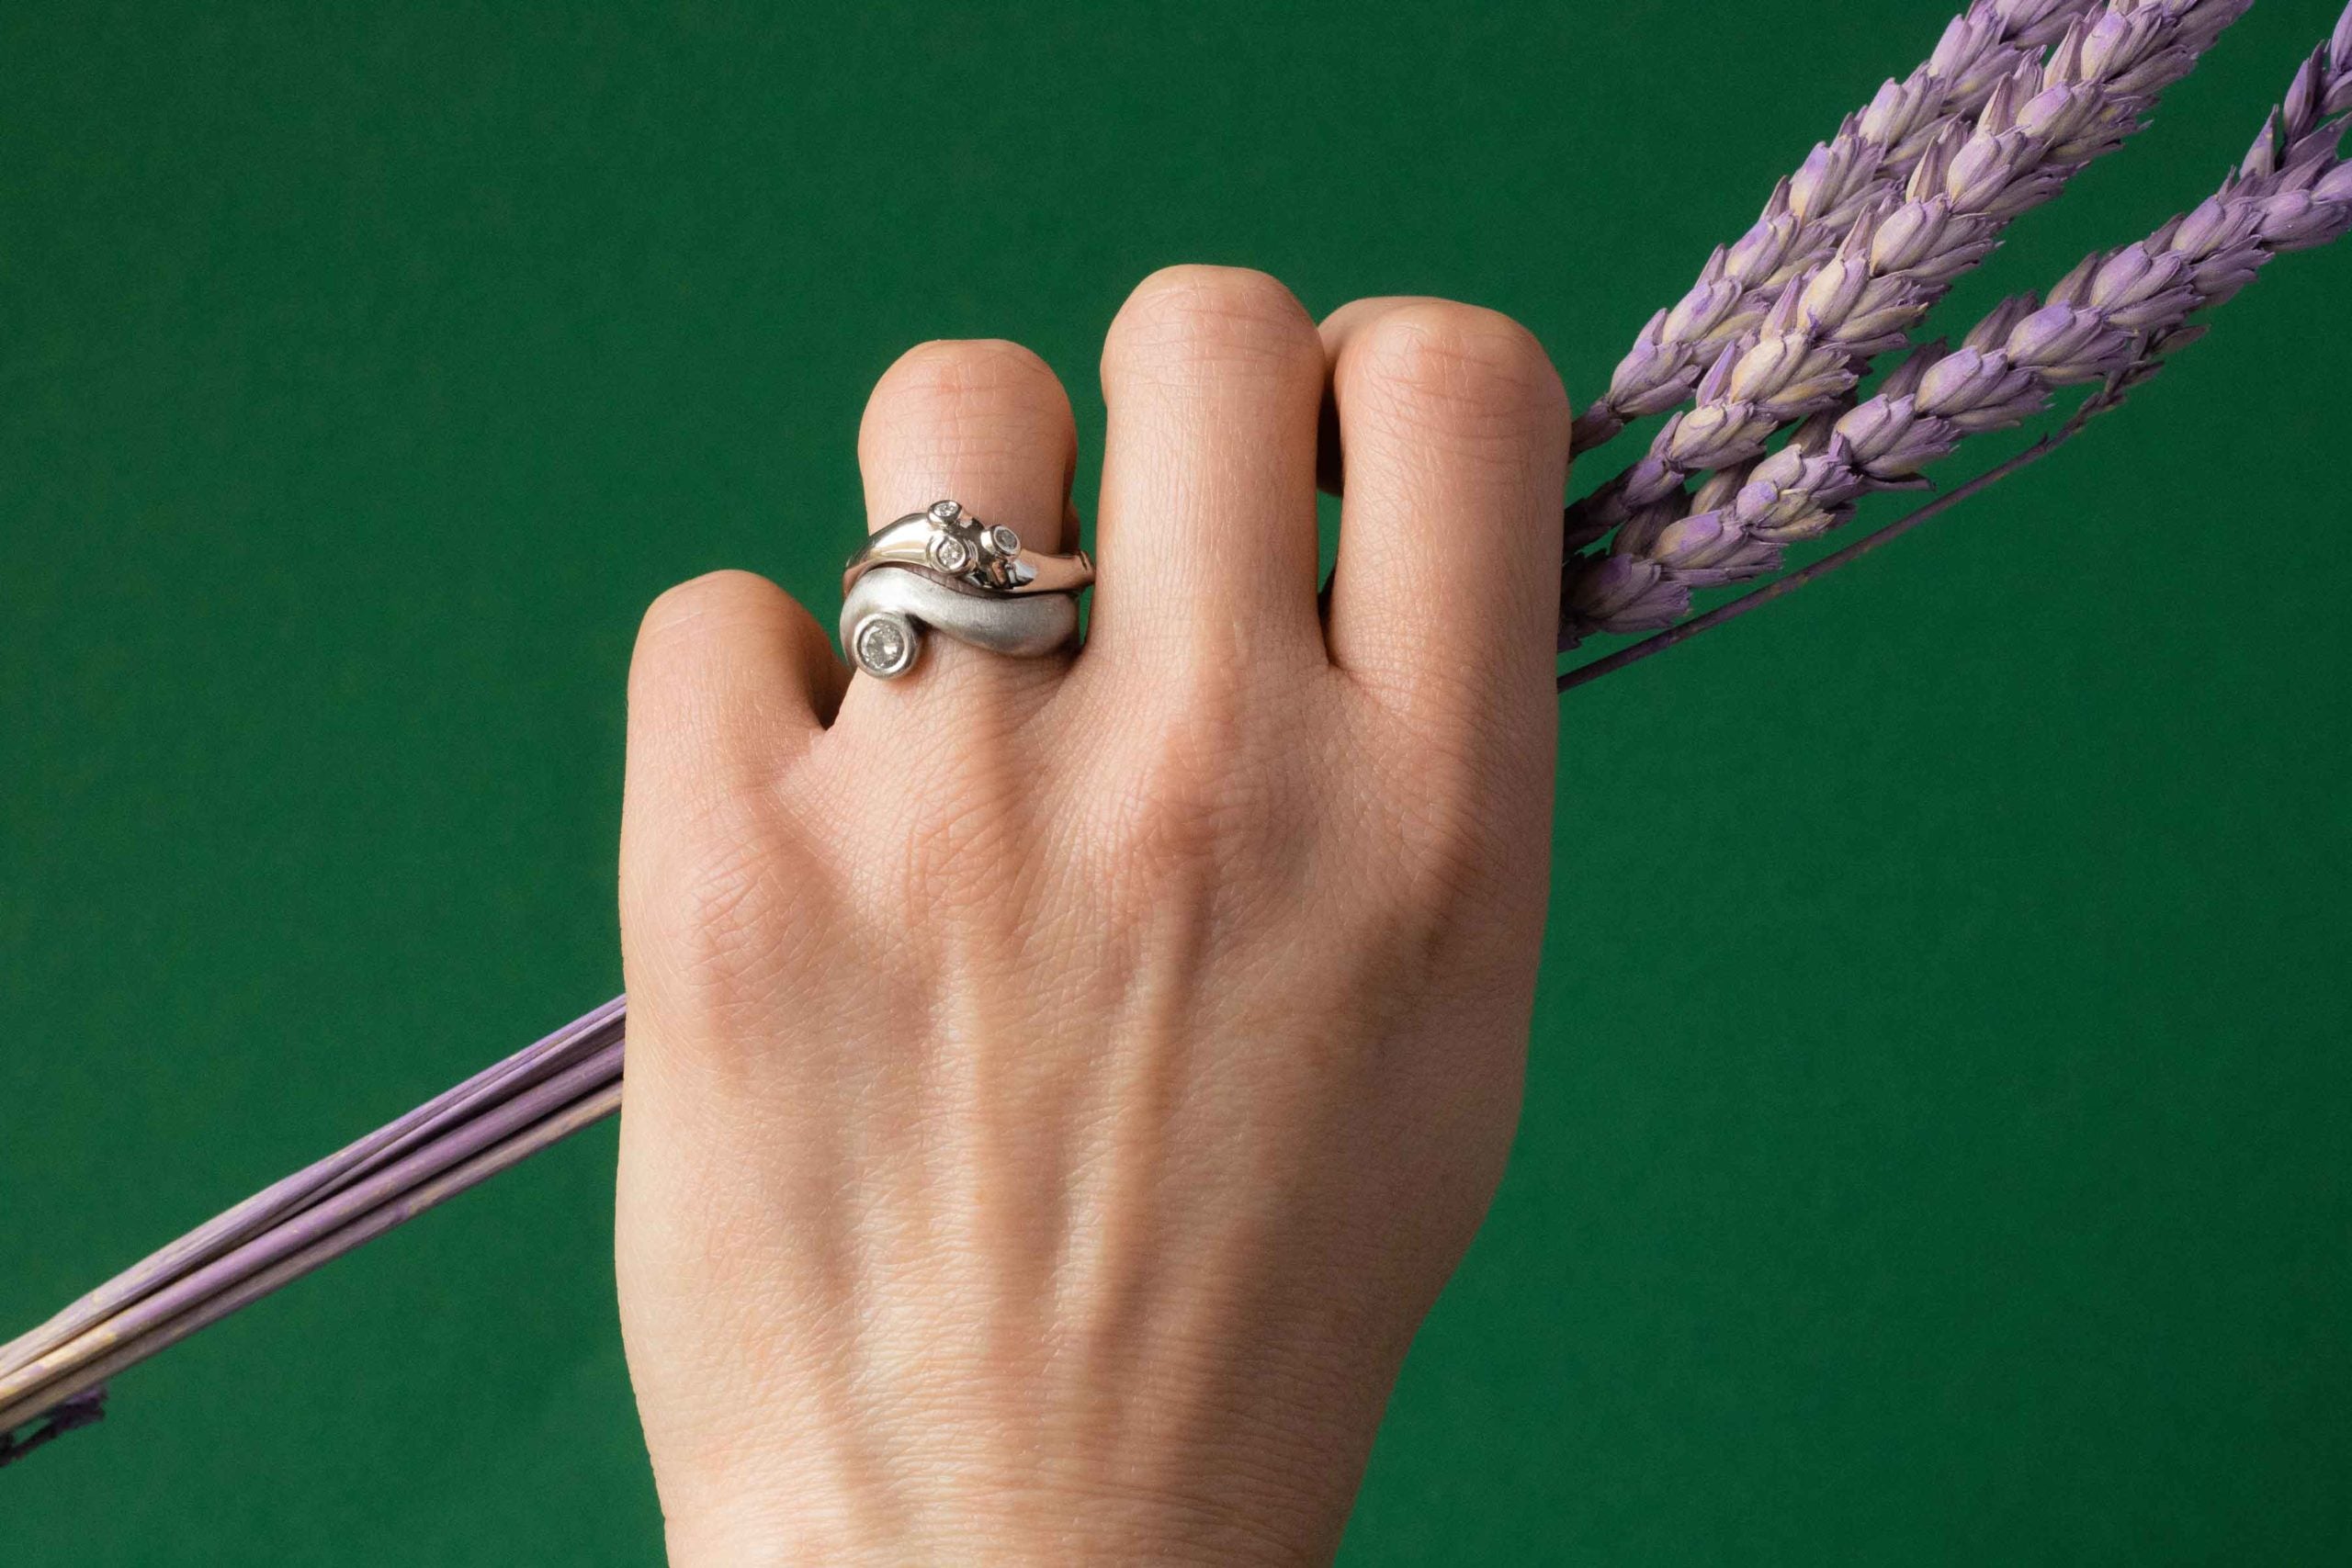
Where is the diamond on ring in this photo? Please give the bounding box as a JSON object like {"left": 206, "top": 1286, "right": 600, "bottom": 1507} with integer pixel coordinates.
{"left": 930, "top": 533, "right": 974, "bottom": 574}
{"left": 852, "top": 613, "right": 917, "bottom": 677}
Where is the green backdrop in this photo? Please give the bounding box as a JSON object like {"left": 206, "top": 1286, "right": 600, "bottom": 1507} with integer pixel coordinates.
{"left": 5, "top": 1, "right": 2347, "bottom": 1561}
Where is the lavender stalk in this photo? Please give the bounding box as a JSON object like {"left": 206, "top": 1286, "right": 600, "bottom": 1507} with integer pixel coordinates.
{"left": 0, "top": 998, "right": 628, "bottom": 1464}
{"left": 1570, "top": 0, "right": 2105, "bottom": 457}
{"left": 1564, "top": 0, "right": 2253, "bottom": 641}
{"left": 1566, "top": 1, "right": 2352, "bottom": 664}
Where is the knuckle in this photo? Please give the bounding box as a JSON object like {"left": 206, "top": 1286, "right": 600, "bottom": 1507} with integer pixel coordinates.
{"left": 1343, "top": 302, "right": 1567, "bottom": 431}
{"left": 1099, "top": 687, "right": 1299, "bottom": 893}
{"left": 1104, "top": 265, "right": 1321, "bottom": 385}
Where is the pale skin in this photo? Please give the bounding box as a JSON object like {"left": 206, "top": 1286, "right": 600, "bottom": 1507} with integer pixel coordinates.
{"left": 616, "top": 265, "right": 1572, "bottom": 1564}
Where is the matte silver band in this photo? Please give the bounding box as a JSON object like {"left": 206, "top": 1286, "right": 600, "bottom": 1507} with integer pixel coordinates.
{"left": 840, "top": 564, "right": 1081, "bottom": 680}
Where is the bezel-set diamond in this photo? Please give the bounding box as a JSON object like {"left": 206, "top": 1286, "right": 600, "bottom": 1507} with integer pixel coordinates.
{"left": 852, "top": 613, "right": 917, "bottom": 677}
{"left": 922, "top": 501, "right": 1028, "bottom": 591}
{"left": 930, "top": 533, "right": 975, "bottom": 574}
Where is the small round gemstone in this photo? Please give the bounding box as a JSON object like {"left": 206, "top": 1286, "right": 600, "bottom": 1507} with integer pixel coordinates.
{"left": 988, "top": 525, "right": 1022, "bottom": 557}
{"left": 931, "top": 534, "right": 973, "bottom": 573}
{"left": 856, "top": 617, "right": 911, "bottom": 673}
{"left": 927, "top": 499, "right": 962, "bottom": 524}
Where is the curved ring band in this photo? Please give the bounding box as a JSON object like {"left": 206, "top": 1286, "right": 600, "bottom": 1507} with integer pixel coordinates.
{"left": 843, "top": 499, "right": 1095, "bottom": 599}
{"left": 839, "top": 498, "right": 1091, "bottom": 681}
{"left": 840, "top": 565, "right": 1081, "bottom": 679}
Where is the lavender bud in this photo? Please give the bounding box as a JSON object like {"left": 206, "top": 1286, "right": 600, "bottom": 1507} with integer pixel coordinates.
{"left": 2283, "top": 51, "right": 2325, "bottom": 139}
{"left": 2004, "top": 303, "right": 2135, "bottom": 382}
{"left": 1646, "top": 511, "right": 1781, "bottom": 583}
{"left": 1945, "top": 130, "right": 2031, "bottom": 213}
{"left": 1747, "top": 506, "right": 1845, "bottom": 545}
{"left": 2166, "top": 194, "right": 2257, "bottom": 260}
{"left": 1915, "top": 346, "right": 2037, "bottom": 421}
{"left": 1723, "top": 205, "right": 1804, "bottom": 289}
{"left": 1659, "top": 400, "right": 1779, "bottom": 474}
{"left": 1661, "top": 277, "right": 1747, "bottom": 350}
{"left": 1799, "top": 246, "right": 1873, "bottom": 334}
{"left": 1617, "top": 455, "right": 1688, "bottom": 510}
{"left": 1939, "top": 16, "right": 2037, "bottom": 107}
{"left": 1608, "top": 495, "right": 1688, "bottom": 558}
{"left": 1906, "top": 119, "right": 1971, "bottom": 202}
{"left": 1840, "top": 399, "right": 1960, "bottom": 477}
{"left": 2044, "top": 247, "right": 2105, "bottom": 308}
{"left": 2241, "top": 107, "right": 2282, "bottom": 181}
{"left": 1962, "top": 292, "right": 2041, "bottom": 353}
{"left": 1859, "top": 72, "right": 1940, "bottom": 152}
{"left": 1739, "top": 438, "right": 1866, "bottom": 525}
{"left": 2041, "top": 14, "right": 2090, "bottom": 88}
{"left": 1565, "top": 552, "right": 1686, "bottom": 630}
{"left": 1827, "top": 395, "right": 1915, "bottom": 461}
{"left": 2256, "top": 188, "right": 2351, "bottom": 250}
{"left": 2087, "top": 243, "right": 2197, "bottom": 331}
{"left": 1928, "top": 12, "right": 2001, "bottom": 91}
{"left": 2184, "top": 242, "right": 2270, "bottom": 307}
{"left": 1692, "top": 340, "right": 1743, "bottom": 406}
{"left": 2014, "top": 81, "right": 2091, "bottom": 146}
{"left": 1944, "top": 379, "right": 2052, "bottom": 433}
{"left": 1836, "top": 277, "right": 1932, "bottom": 355}
{"left": 1789, "top": 139, "right": 1882, "bottom": 223}
{"left": 1878, "top": 337, "right": 1950, "bottom": 400}
{"left": 1869, "top": 197, "right": 1946, "bottom": 273}
{"left": 2082, "top": 6, "right": 2168, "bottom": 85}
{"left": 1688, "top": 463, "right": 1752, "bottom": 517}
{"left": 1976, "top": 65, "right": 2029, "bottom": 137}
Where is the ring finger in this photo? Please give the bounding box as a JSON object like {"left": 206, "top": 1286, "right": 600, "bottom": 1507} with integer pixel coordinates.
{"left": 833, "top": 337, "right": 1083, "bottom": 735}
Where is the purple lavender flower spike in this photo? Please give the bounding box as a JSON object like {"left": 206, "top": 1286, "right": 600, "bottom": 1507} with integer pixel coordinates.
{"left": 1562, "top": 0, "right": 2258, "bottom": 645}
{"left": 1559, "top": 0, "right": 2352, "bottom": 649}
{"left": 1567, "top": 0, "right": 2112, "bottom": 457}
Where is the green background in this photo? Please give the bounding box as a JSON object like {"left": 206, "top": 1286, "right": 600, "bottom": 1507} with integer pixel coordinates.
{"left": 5, "top": 0, "right": 2347, "bottom": 1560}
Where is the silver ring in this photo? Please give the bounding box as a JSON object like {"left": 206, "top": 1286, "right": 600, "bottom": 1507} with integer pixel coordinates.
{"left": 839, "top": 500, "right": 1093, "bottom": 680}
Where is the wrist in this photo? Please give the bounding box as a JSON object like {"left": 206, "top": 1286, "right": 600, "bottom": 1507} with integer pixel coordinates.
{"left": 661, "top": 1460, "right": 1340, "bottom": 1567}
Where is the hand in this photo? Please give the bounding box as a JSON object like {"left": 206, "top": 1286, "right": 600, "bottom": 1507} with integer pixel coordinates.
{"left": 616, "top": 265, "right": 1569, "bottom": 1565}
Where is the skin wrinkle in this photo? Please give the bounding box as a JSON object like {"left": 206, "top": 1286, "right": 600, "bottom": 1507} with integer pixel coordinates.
{"left": 616, "top": 265, "right": 1568, "bottom": 1564}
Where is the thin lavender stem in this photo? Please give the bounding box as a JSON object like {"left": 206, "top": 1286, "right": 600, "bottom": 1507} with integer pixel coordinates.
{"left": 0, "top": 1079, "right": 623, "bottom": 1448}
{"left": 0, "top": 1040, "right": 625, "bottom": 1414}
{"left": 0, "top": 996, "right": 627, "bottom": 1379}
